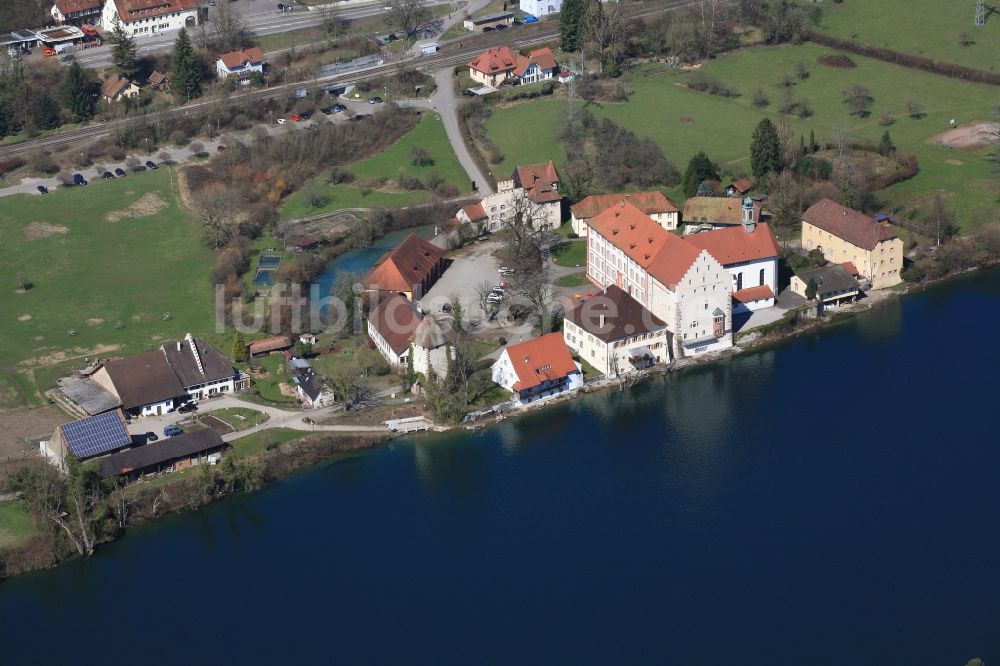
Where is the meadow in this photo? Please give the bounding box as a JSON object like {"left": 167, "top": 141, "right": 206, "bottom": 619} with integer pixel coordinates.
{"left": 281, "top": 112, "right": 472, "bottom": 220}
{"left": 0, "top": 169, "right": 220, "bottom": 408}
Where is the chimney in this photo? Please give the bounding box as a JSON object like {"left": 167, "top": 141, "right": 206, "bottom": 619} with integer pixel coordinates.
{"left": 185, "top": 332, "right": 205, "bottom": 375}
{"left": 599, "top": 314, "right": 606, "bottom": 328}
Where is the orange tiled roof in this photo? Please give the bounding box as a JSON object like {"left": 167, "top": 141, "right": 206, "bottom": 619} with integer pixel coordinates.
{"left": 219, "top": 47, "right": 265, "bottom": 70}
{"left": 729, "top": 177, "right": 753, "bottom": 194}
{"left": 841, "top": 261, "right": 860, "bottom": 277}
{"left": 513, "top": 47, "right": 558, "bottom": 76}
{"left": 113, "top": 0, "right": 198, "bottom": 22}
{"left": 365, "top": 234, "right": 444, "bottom": 294}
{"left": 468, "top": 46, "right": 518, "bottom": 75}
{"left": 100, "top": 75, "right": 132, "bottom": 99}
{"left": 461, "top": 202, "right": 488, "bottom": 221}
{"left": 513, "top": 161, "right": 560, "bottom": 204}
{"left": 571, "top": 191, "right": 678, "bottom": 220}
{"left": 55, "top": 0, "right": 101, "bottom": 13}
{"left": 684, "top": 223, "right": 780, "bottom": 266}
{"left": 504, "top": 333, "right": 578, "bottom": 392}
{"left": 732, "top": 285, "right": 775, "bottom": 303}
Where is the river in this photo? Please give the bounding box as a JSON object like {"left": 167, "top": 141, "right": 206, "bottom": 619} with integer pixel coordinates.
{"left": 2, "top": 270, "right": 999, "bottom": 665}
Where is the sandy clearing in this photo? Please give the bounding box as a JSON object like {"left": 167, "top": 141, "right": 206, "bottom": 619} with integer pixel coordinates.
{"left": 23, "top": 222, "right": 69, "bottom": 240}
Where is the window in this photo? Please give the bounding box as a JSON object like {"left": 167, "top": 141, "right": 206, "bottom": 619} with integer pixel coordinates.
{"left": 736, "top": 272, "right": 743, "bottom": 291}
{"left": 759, "top": 268, "right": 765, "bottom": 286}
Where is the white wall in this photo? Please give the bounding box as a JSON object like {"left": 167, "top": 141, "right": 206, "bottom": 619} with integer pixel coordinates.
{"left": 726, "top": 256, "right": 777, "bottom": 312}
{"left": 103, "top": 1, "right": 199, "bottom": 36}
{"left": 367, "top": 324, "right": 404, "bottom": 367}
{"left": 520, "top": 0, "right": 563, "bottom": 16}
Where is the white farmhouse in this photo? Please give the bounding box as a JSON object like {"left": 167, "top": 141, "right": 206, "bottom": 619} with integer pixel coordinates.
{"left": 586, "top": 201, "right": 733, "bottom": 357}
{"left": 101, "top": 0, "right": 199, "bottom": 37}
{"left": 216, "top": 47, "right": 265, "bottom": 82}
{"left": 491, "top": 333, "right": 582, "bottom": 405}
{"left": 161, "top": 333, "right": 247, "bottom": 401}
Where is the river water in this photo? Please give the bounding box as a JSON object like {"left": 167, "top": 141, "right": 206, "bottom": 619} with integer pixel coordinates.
{"left": 2, "top": 270, "right": 999, "bottom": 665}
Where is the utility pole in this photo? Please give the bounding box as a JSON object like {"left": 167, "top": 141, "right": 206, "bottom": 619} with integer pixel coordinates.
{"left": 974, "top": 0, "right": 986, "bottom": 26}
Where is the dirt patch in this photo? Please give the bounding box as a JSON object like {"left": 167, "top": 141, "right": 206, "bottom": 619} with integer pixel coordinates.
{"left": 21, "top": 343, "right": 122, "bottom": 368}
{"left": 104, "top": 192, "right": 168, "bottom": 222}
{"left": 278, "top": 383, "right": 298, "bottom": 397}
{"left": 945, "top": 158, "right": 965, "bottom": 166}
{"left": 818, "top": 53, "right": 857, "bottom": 69}
{"left": 86, "top": 318, "right": 103, "bottom": 326}
{"left": 930, "top": 122, "right": 999, "bottom": 152}
{"left": 17, "top": 314, "right": 31, "bottom": 322}
{"left": 680, "top": 116, "right": 695, "bottom": 124}
{"left": 32, "top": 336, "right": 43, "bottom": 341}
{"left": 23, "top": 222, "right": 69, "bottom": 240}
{"left": 201, "top": 414, "right": 235, "bottom": 435}
{"left": 0, "top": 405, "right": 64, "bottom": 459}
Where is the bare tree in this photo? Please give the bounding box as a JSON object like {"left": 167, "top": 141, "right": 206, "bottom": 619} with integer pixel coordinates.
{"left": 842, "top": 84, "right": 874, "bottom": 117}
{"left": 475, "top": 280, "right": 495, "bottom": 315}
{"left": 319, "top": 2, "right": 344, "bottom": 35}
{"left": 210, "top": 0, "right": 247, "bottom": 52}
{"left": 192, "top": 185, "right": 242, "bottom": 248}
{"left": 386, "top": 0, "right": 431, "bottom": 37}
{"left": 830, "top": 122, "right": 852, "bottom": 158}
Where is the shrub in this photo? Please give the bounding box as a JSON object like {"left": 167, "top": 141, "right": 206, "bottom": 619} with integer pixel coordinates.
{"left": 434, "top": 182, "right": 459, "bottom": 198}
{"left": 752, "top": 88, "right": 769, "bottom": 107}
{"left": 397, "top": 169, "right": 424, "bottom": 191}
{"left": 0, "top": 157, "right": 25, "bottom": 175}
{"left": 410, "top": 146, "right": 434, "bottom": 166}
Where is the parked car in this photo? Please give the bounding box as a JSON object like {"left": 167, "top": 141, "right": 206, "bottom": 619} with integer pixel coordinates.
{"left": 522, "top": 14, "right": 539, "bottom": 23}
{"left": 42, "top": 47, "right": 56, "bottom": 57}
{"left": 320, "top": 107, "right": 333, "bottom": 115}
{"left": 146, "top": 432, "right": 159, "bottom": 442}
{"left": 163, "top": 424, "right": 183, "bottom": 437}
{"left": 482, "top": 26, "right": 494, "bottom": 32}
{"left": 290, "top": 113, "right": 301, "bottom": 122}
{"left": 512, "top": 18, "right": 523, "bottom": 25}
{"left": 332, "top": 103, "right": 347, "bottom": 112}
{"left": 114, "top": 167, "right": 127, "bottom": 177}
{"left": 300, "top": 110, "right": 313, "bottom": 119}
{"left": 368, "top": 96, "right": 383, "bottom": 104}
{"left": 177, "top": 402, "right": 197, "bottom": 414}
{"left": 386, "top": 33, "right": 398, "bottom": 42}
{"left": 487, "top": 294, "right": 503, "bottom": 304}
{"left": 145, "top": 160, "right": 158, "bottom": 170}
{"left": 102, "top": 171, "right": 115, "bottom": 180}
{"left": 495, "top": 23, "right": 507, "bottom": 30}
{"left": 351, "top": 114, "right": 367, "bottom": 121}
{"left": 73, "top": 173, "right": 87, "bottom": 186}
{"left": 36, "top": 185, "right": 48, "bottom": 194}
{"left": 462, "top": 89, "right": 476, "bottom": 97}
{"left": 60, "top": 53, "right": 74, "bottom": 62}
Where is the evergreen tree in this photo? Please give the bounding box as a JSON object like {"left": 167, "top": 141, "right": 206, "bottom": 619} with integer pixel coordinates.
{"left": 231, "top": 331, "right": 248, "bottom": 362}
{"left": 805, "top": 278, "right": 817, "bottom": 301}
{"left": 61, "top": 61, "right": 95, "bottom": 121}
{"left": 809, "top": 128, "right": 817, "bottom": 153}
{"left": 0, "top": 102, "right": 9, "bottom": 138}
{"left": 404, "top": 344, "right": 417, "bottom": 391}
{"left": 33, "top": 92, "right": 61, "bottom": 130}
{"left": 750, "top": 117, "right": 781, "bottom": 182}
{"left": 798, "top": 134, "right": 805, "bottom": 156}
{"left": 560, "top": 0, "right": 585, "bottom": 52}
{"left": 172, "top": 28, "right": 202, "bottom": 101}
{"left": 878, "top": 130, "right": 894, "bottom": 157}
{"left": 108, "top": 17, "right": 139, "bottom": 80}
{"left": 682, "top": 151, "right": 720, "bottom": 198}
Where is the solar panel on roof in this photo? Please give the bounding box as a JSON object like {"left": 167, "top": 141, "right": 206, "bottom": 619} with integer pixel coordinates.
{"left": 60, "top": 410, "right": 131, "bottom": 459}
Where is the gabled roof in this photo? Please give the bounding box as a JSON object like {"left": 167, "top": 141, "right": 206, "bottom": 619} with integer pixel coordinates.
{"left": 502, "top": 332, "right": 579, "bottom": 392}
{"left": 684, "top": 223, "right": 781, "bottom": 266}
{"left": 513, "top": 47, "right": 557, "bottom": 76}
{"left": 567, "top": 285, "right": 666, "bottom": 343}
{"left": 365, "top": 234, "right": 445, "bottom": 294}
{"left": 571, "top": 191, "right": 678, "bottom": 220}
{"left": 296, "top": 369, "right": 327, "bottom": 402}
{"left": 59, "top": 409, "right": 132, "bottom": 460}
{"left": 368, "top": 293, "right": 423, "bottom": 356}
{"left": 99, "top": 429, "right": 227, "bottom": 478}
{"left": 468, "top": 46, "right": 518, "bottom": 75}
{"left": 413, "top": 315, "right": 448, "bottom": 350}
{"left": 247, "top": 336, "right": 291, "bottom": 354}
{"left": 100, "top": 75, "right": 134, "bottom": 99}
{"left": 148, "top": 70, "right": 170, "bottom": 86}
{"left": 513, "top": 161, "right": 560, "bottom": 204}
{"left": 161, "top": 336, "right": 236, "bottom": 388}
{"left": 111, "top": 0, "right": 198, "bottom": 22}
{"left": 683, "top": 197, "right": 750, "bottom": 226}
{"left": 732, "top": 285, "right": 775, "bottom": 303}
{"left": 54, "top": 0, "right": 102, "bottom": 14}
{"left": 102, "top": 352, "right": 185, "bottom": 410}
{"left": 840, "top": 261, "right": 860, "bottom": 277}
{"left": 798, "top": 264, "right": 861, "bottom": 297}
{"left": 802, "top": 199, "right": 898, "bottom": 251}
{"left": 460, "top": 201, "right": 488, "bottom": 222}
{"left": 219, "top": 47, "right": 265, "bottom": 70}
{"left": 728, "top": 177, "right": 753, "bottom": 194}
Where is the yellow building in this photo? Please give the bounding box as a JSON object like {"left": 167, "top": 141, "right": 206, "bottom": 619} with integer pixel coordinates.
{"left": 801, "top": 199, "right": 903, "bottom": 290}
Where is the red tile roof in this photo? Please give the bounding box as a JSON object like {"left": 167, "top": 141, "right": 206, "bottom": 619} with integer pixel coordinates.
{"left": 571, "top": 191, "right": 678, "bottom": 220}
{"left": 732, "top": 285, "right": 775, "bottom": 303}
{"left": 468, "top": 46, "right": 518, "bottom": 75}
{"left": 513, "top": 47, "right": 558, "bottom": 76}
{"left": 503, "top": 333, "right": 578, "bottom": 392}
{"left": 365, "top": 233, "right": 445, "bottom": 295}
{"left": 368, "top": 293, "right": 422, "bottom": 356}
{"left": 513, "top": 161, "right": 560, "bottom": 204}
{"left": 54, "top": 0, "right": 101, "bottom": 14}
{"left": 112, "top": 0, "right": 198, "bottom": 22}
{"left": 729, "top": 177, "right": 753, "bottom": 195}
{"left": 148, "top": 70, "right": 170, "bottom": 87}
{"left": 840, "top": 261, "right": 860, "bottom": 277}
{"left": 684, "top": 223, "right": 781, "bottom": 266}
{"left": 100, "top": 75, "right": 133, "bottom": 100}
{"left": 802, "top": 199, "right": 897, "bottom": 251}
{"left": 461, "top": 202, "right": 488, "bottom": 221}
{"left": 219, "top": 47, "right": 265, "bottom": 70}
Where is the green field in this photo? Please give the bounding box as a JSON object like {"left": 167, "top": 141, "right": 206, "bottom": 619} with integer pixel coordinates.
{"left": 0, "top": 501, "right": 36, "bottom": 550}
{"left": 555, "top": 271, "right": 590, "bottom": 287}
{"left": 816, "top": 0, "right": 1000, "bottom": 72}
{"left": 0, "top": 169, "right": 220, "bottom": 408}
{"left": 231, "top": 428, "right": 304, "bottom": 459}
{"left": 483, "top": 43, "right": 999, "bottom": 231}
{"left": 551, "top": 239, "right": 587, "bottom": 268}
{"left": 281, "top": 112, "right": 471, "bottom": 220}
{"left": 206, "top": 407, "right": 269, "bottom": 431}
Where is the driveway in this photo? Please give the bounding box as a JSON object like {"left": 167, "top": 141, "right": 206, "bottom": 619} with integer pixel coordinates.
{"left": 429, "top": 67, "right": 493, "bottom": 195}
{"left": 421, "top": 239, "right": 503, "bottom": 320}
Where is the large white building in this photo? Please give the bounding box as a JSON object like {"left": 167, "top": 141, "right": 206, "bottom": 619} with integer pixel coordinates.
{"left": 586, "top": 201, "right": 733, "bottom": 357}
{"left": 101, "top": 0, "right": 199, "bottom": 37}
{"left": 491, "top": 333, "right": 582, "bottom": 405}
{"left": 455, "top": 161, "right": 562, "bottom": 233}
{"left": 520, "top": 0, "right": 563, "bottom": 17}
{"left": 570, "top": 191, "right": 679, "bottom": 237}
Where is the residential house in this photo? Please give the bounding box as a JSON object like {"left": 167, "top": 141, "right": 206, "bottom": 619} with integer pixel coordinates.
{"left": 586, "top": 201, "right": 733, "bottom": 357}
{"left": 216, "top": 47, "right": 265, "bottom": 82}
{"left": 248, "top": 335, "right": 292, "bottom": 357}
{"left": 468, "top": 46, "right": 518, "bottom": 86}
{"left": 491, "top": 333, "right": 583, "bottom": 405}
{"left": 101, "top": 0, "right": 200, "bottom": 36}
{"left": 463, "top": 12, "right": 514, "bottom": 32}
{"left": 147, "top": 69, "right": 170, "bottom": 91}
{"left": 725, "top": 177, "right": 753, "bottom": 197}
{"left": 564, "top": 285, "right": 670, "bottom": 376}
{"left": 162, "top": 333, "right": 247, "bottom": 401}
{"left": 367, "top": 293, "right": 453, "bottom": 377}
{"left": 50, "top": 0, "right": 102, "bottom": 25}
{"left": 801, "top": 198, "right": 903, "bottom": 290}
{"left": 520, "top": 0, "right": 563, "bottom": 17}
{"left": 513, "top": 47, "right": 558, "bottom": 85}
{"left": 683, "top": 196, "right": 763, "bottom": 230}
{"left": 364, "top": 233, "right": 446, "bottom": 300}
{"left": 91, "top": 351, "right": 187, "bottom": 416}
{"left": 685, "top": 215, "right": 781, "bottom": 313}
{"left": 100, "top": 429, "right": 229, "bottom": 480}
{"left": 790, "top": 263, "right": 861, "bottom": 311}
{"left": 41, "top": 409, "right": 133, "bottom": 470}
{"left": 100, "top": 74, "right": 140, "bottom": 103}
{"left": 295, "top": 369, "right": 335, "bottom": 408}
{"left": 492, "top": 161, "right": 562, "bottom": 230}
{"left": 570, "top": 191, "right": 679, "bottom": 236}
{"left": 454, "top": 201, "right": 489, "bottom": 230}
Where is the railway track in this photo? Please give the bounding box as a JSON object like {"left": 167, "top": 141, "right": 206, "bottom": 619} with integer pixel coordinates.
{"left": 0, "top": 0, "right": 705, "bottom": 161}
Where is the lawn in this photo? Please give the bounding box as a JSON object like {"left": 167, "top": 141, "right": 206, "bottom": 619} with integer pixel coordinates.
{"left": 555, "top": 271, "right": 590, "bottom": 287}
{"left": 231, "top": 428, "right": 304, "bottom": 459}
{"left": 281, "top": 112, "right": 471, "bottom": 220}
{"left": 206, "top": 407, "right": 270, "bottom": 432}
{"left": 0, "top": 168, "right": 218, "bottom": 409}
{"left": 551, "top": 239, "right": 587, "bottom": 267}
{"left": 241, "top": 354, "right": 300, "bottom": 405}
{"left": 0, "top": 501, "right": 36, "bottom": 550}
{"left": 482, "top": 43, "right": 999, "bottom": 231}
{"left": 815, "top": 0, "right": 1000, "bottom": 72}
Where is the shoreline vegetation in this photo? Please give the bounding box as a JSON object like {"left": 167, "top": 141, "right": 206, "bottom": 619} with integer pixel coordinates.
{"left": 3, "top": 256, "right": 997, "bottom": 580}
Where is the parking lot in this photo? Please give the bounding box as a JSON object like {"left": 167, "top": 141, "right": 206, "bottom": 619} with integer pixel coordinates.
{"left": 420, "top": 239, "right": 503, "bottom": 321}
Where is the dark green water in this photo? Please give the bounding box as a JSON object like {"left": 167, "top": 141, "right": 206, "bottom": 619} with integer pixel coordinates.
{"left": 2, "top": 270, "right": 999, "bottom": 665}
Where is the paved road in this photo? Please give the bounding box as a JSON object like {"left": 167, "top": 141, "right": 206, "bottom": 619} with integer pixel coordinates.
{"left": 429, "top": 66, "right": 494, "bottom": 195}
